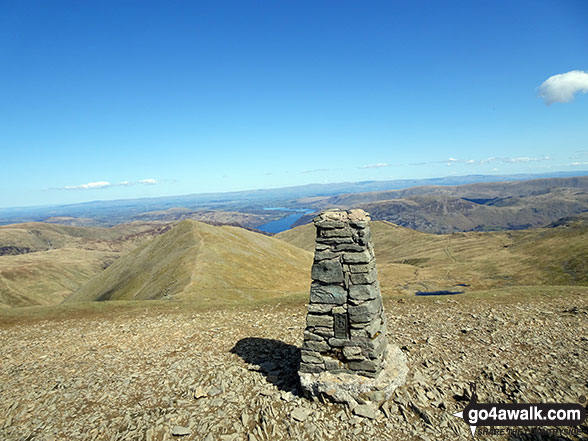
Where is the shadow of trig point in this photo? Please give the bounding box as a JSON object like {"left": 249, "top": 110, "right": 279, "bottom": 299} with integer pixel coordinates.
{"left": 299, "top": 209, "right": 408, "bottom": 405}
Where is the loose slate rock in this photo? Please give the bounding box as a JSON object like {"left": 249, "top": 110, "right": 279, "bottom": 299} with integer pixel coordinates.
{"left": 353, "top": 404, "right": 379, "bottom": 419}
{"left": 291, "top": 407, "right": 312, "bottom": 422}
{"left": 171, "top": 425, "right": 191, "bottom": 436}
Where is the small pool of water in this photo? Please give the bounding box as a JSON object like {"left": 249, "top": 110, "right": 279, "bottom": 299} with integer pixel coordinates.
{"left": 415, "top": 290, "right": 465, "bottom": 296}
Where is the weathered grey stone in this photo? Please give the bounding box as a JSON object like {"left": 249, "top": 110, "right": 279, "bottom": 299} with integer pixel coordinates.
{"left": 349, "top": 283, "right": 378, "bottom": 301}
{"left": 351, "top": 334, "right": 386, "bottom": 351}
{"left": 348, "top": 297, "right": 382, "bottom": 323}
{"left": 309, "top": 283, "right": 346, "bottom": 304}
{"left": 342, "top": 250, "right": 373, "bottom": 264}
{"left": 332, "top": 243, "right": 364, "bottom": 252}
{"left": 308, "top": 303, "right": 334, "bottom": 314}
{"left": 303, "top": 340, "right": 330, "bottom": 352}
{"left": 299, "top": 362, "right": 325, "bottom": 373}
{"left": 323, "top": 357, "right": 342, "bottom": 370}
{"left": 291, "top": 407, "right": 312, "bottom": 422}
{"left": 312, "top": 326, "right": 334, "bottom": 338}
{"left": 350, "top": 268, "right": 378, "bottom": 284}
{"left": 321, "top": 227, "right": 353, "bottom": 238}
{"left": 327, "top": 337, "right": 350, "bottom": 347}
{"left": 311, "top": 259, "right": 344, "bottom": 283}
{"left": 357, "top": 229, "right": 372, "bottom": 244}
{"left": 301, "top": 350, "right": 323, "bottom": 364}
{"left": 347, "top": 262, "right": 375, "bottom": 273}
{"left": 306, "top": 314, "right": 334, "bottom": 328}
{"left": 301, "top": 209, "right": 402, "bottom": 389}
{"left": 303, "top": 330, "right": 325, "bottom": 342}
{"left": 349, "top": 220, "right": 369, "bottom": 229}
{"left": 316, "top": 236, "right": 355, "bottom": 245}
{"left": 348, "top": 359, "right": 379, "bottom": 372}
{"left": 365, "top": 318, "right": 384, "bottom": 338}
{"left": 299, "top": 346, "right": 408, "bottom": 404}
{"left": 350, "top": 328, "right": 368, "bottom": 337}
{"left": 342, "top": 346, "right": 363, "bottom": 360}
{"left": 171, "top": 426, "right": 191, "bottom": 436}
{"left": 315, "top": 220, "right": 345, "bottom": 229}
{"left": 353, "top": 404, "right": 379, "bottom": 419}
{"left": 314, "top": 249, "right": 340, "bottom": 261}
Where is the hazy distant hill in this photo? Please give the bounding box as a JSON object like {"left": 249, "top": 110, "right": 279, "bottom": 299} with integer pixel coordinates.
{"left": 292, "top": 176, "right": 588, "bottom": 233}
{"left": 0, "top": 222, "right": 169, "bottom": 308}
{"left": 64, "top": 220, "right": 312, "bottom": 304}
{"left": 276, "top": 218, "right": 588, "bottom": 294}
{"left": 1, "top": 171, "right": 585, "bottom": 226}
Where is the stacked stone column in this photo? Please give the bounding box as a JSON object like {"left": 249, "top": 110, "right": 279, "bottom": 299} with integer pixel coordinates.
{"left": 299, "top": 209, "right": 388, "bottom": 378}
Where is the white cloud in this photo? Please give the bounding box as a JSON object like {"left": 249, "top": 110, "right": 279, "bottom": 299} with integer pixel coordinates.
{"left": 480, "top": 156, "right": 551, "bottom": 164}
{"left": 60, "top": 179, "right": 159, "bottom": 190}
{"left": 64, "top": 181, "right": 111, "bottom": 190}
{"left": 537, "top": 70, "right": 588, "bottom": 105}
{"left": 360, "top": 163, "right": 391, "bottom": 169}
{"left": 570, "top": 161, "right": 588, "bottom": 166}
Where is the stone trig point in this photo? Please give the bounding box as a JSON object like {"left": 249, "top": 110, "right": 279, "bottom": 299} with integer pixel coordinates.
{"left": 299, "top": 209, "right": 408, "bottom": 404}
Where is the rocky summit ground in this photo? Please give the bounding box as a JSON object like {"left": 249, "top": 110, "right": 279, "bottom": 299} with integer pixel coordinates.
{"left": 1, "top": 287, "right": 587, "bottom": 441}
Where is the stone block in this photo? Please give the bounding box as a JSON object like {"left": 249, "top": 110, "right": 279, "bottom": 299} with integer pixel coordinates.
{"left": 311, "top": 259, "right": 344, "bottom": 284}
{"left": 323, "top": 357, "right": 342, "bottom": 370}
{"left": 350, "top": 268, "right": 378, "bottom": 284}
{"left": 342, "top": 346, "right": 364, "bottom": 360}
{"left": 306, "top": 314, "right": 334, "bottom": 328}
{"left": 299, "top": 362, "right": 325, "bottom": 373}
{"left": 315, "top": 220, "right": 345, "bottom": 229}
{"left": 314, "top": 249, "right": 340, "bottom": 261}
{"left": 303, "top": 330, "right": 326, "bottom": 342}
{"left": 303, "top": 340, "right": 330, "bottom": 352}
{"left": 316, "top": 236, "right": 355, "bottom": 245}
{"left": 348, "top": 359, "right": 379, "bottom": 372}
{"left": 309, "top": 283, "right": 346, "bottom": 304}
{"left": 301, "top": 350, "right": 324, "bottom": 364}
{"left": 312, "top": 326, "right": 334, "bottom": 338}
{"left": 347, "top": 262, "right": 375, "bottom": 273}
{"left": 349, "top": 283, "right": 378, "bottom": 302}
{"left": 348, "top": 297, "right": 382, "bottom": 323}
{"left": 343, "top": 250, "right": 373, "bottom": 264}
{"left": 333, "top": 243, "right": 364, "bottom": 252}
{"left": 321, "top": 227, "right": 353, "bottom": 238}
{"left": 308, "top": 303, "right": 334, "bottom": 314}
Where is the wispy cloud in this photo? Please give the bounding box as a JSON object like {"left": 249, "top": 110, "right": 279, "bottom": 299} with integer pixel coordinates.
{"left": 63, "top": 181, "right": 112, "bottom": 190}
{"left": 410, "top": 156, "right": 551, "bottom": 167}
{"left": 59, "top": 179, "right": 159, "bottom": 190}
{"left": 138, "top": 178, "right": 158, "bottom": 185}
{"left": 570, "top": 161, "right": 588, "bottom": 166}
{"left": 359, "top": 163, "right": 393, "bottom": 169}
{"left": 480, "top": 156, "right": 551, "bottom": 164}
{"left": 537, "top": 70, "right": 588, "bottom": 105}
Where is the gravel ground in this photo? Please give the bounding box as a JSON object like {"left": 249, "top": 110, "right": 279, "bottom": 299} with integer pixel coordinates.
{"left": 1, "top": 291, "right": 587, "bottom": 441}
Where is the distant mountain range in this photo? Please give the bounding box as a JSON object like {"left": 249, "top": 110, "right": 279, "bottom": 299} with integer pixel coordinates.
{"left": 292, "top": 175, "right": 588, "bottom": 233}
{"left": 1, "top": 171, "right": 586, "bottom": 228}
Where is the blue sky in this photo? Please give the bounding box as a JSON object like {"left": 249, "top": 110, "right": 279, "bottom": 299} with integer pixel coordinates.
{"left": 1, "top": 0, "right": 587, "bottom": 208}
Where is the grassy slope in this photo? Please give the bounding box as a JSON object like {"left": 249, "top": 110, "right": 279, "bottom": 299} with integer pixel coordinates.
{"left": 0, "top": 222, "right": 169, "bottom": 308}
{"left": 276, "top": 219, "right": 588, "bottom": 295}
{"left": 65, "top": 219, "right": 313, "bottom": 304}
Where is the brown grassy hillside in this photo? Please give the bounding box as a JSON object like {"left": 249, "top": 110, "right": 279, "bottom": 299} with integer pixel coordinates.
{"left": 0, "top": 222, "right": 170, "bottom": 308}
{"left": 64, "top": 219, "right": 313, "bottom": 305}
{"left": 276, "top": 219, "right": 588, "bottom": 296}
